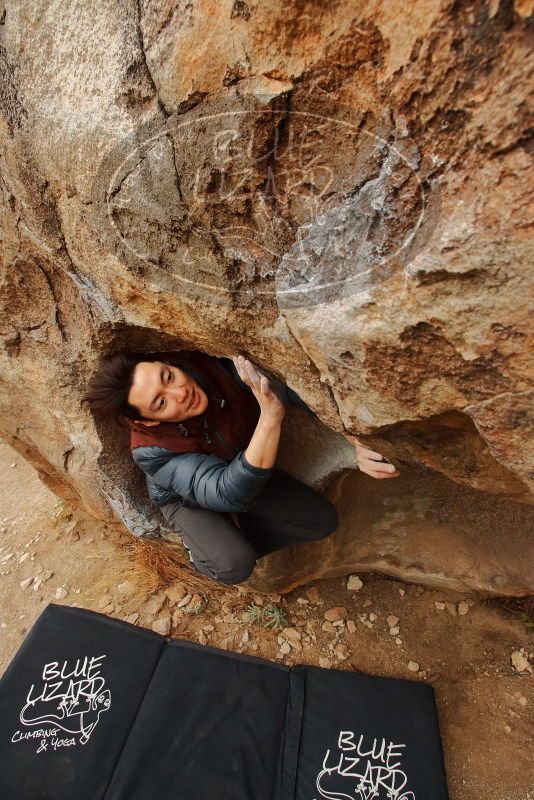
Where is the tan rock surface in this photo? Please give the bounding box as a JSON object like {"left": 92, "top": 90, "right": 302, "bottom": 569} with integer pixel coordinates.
{"left": 0, "top": 1, "right": 532, "bottom": 593}
{"left": 247, "top": 466, "right": 534, "bottom": 595}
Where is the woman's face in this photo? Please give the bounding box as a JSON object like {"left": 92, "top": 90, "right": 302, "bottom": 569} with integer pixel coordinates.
{"left": 128, "top": 361, "right": 208, "bottom": 425}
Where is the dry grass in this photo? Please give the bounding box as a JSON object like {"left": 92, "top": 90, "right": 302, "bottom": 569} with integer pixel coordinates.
{"left": 83, "top": 530, "right": 243, "bottom": 611}
{"left": 127, "top": 537, "right": 232, "bottom": 603}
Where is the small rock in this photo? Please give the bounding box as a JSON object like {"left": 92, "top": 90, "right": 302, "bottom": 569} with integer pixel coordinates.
{"left": 164, "top": 581, "right": 187, "bottom": 603}
{"left": 369, "top": 612, "right": 377, "bottom": 622}
{"left": 280, "top": 642, "right": 291, "bottom": 655}
{"left": 347, "top": 619, "right": 356, "bottom": 633}
{"left": 185, "top": 593, "right": 203, "bottom": 612}
{"left": 306, "top": 586, "right": 320, "bottom": 604}
{"left": 282, "top": 627, "right": 302, "bottom": 642}
{"left": 269, "top": 593, "right": 281, "bottom": 602}
{"left": 324, "top": 606, "right": 348, "bottom": 622}
{"left": 408, "top": 661, "right": 420, "bottom": 672}
{"left": 365, "top": 621, "right": 373, "bottom": 629}
{"left": 144, "top": 593, "right": 167, "bottom": 616}
{"left": 387, "top": 615, "right": 399, "bottom": 628}
{"left": 434, "top": 601, "right": 445, "bottom": 611}
{"left": 32, "top": 578, "right": 43, "bottom": 591}
{"left": 322, "top": 621, "right": 336, "bottom": 633}
{"left": 395, "top": 637, "right": 403, "bottom": 645}
{"left": 296, "top": 597, "right": 309, "bottom": 605}
{"left": 363, "top": 599, "right": 372, "bottom": 607}
{"left": 126, "top": 612, "right": 139, "bottom": 624}
{"left": 20, "top": 577, "right": 34, "bottom": 590}
{"left": 55, "top": 586, "right": 68, "bottom": 600}
{"left": 511, "top": 650, "right": 532, "bottom": 674}
{"left": 19, "top": 553, "right": 29, "bottom": 563}
{"left": 444, "top": 602, "right": 457, "bottom": 617}
{"left": 399, "top": 588, "right": 406, "bottom": 597}
{"left": 457, "top": 601, "right": 469, "bottom": 616}
{"left": 347, "top": 575, "right": 363, "bottom": 591}
{"left": 177, "top": 593, "right": 193, "bottom": 609}
{"left": 152, "top": 617, "right": 171, "bottom": 636}
{"left": 241, "top": 629, "right": 250, "bottom": 644}
{"left": 389, "top": 627, "right": 400, "bottom": 636}
{"left": 318, "top": 657, "right": 332, "bottom": 668}
{"left": 334, "top": 643, "right": 349, "bottom": 661}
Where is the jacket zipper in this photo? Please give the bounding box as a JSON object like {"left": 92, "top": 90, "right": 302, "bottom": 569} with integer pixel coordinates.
{"left": 208, "top": 396, "right": 235, "bottom": 456}
{"left": 213, "top": 428, "right": 237, "bottom": 458}
{"left": 177, "top": 395, "right": 236, "bottom": 456}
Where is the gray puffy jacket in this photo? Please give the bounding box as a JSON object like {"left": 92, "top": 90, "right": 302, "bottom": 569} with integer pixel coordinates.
{"left": 132, "top": 358, "right": 316, "bottom": 512}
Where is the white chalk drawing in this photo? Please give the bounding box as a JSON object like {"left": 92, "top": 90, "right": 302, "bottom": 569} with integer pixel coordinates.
{"left": 314, "top": 730, "right": 416, "bottom": 800}
{"left": 11, "top": 654, "right": 111, "bottom": 752}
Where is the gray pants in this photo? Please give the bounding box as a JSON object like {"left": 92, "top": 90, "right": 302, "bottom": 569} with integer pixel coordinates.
{"left": 159, "top": 468, "right": 339, "bottom": 585}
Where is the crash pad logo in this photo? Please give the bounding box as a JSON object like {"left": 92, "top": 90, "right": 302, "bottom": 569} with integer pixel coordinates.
{"left": 11, "top": 654, "right": 111, "bottom": 752}
{"left": 315, "top": 730, "right": 415, "bottom": 799}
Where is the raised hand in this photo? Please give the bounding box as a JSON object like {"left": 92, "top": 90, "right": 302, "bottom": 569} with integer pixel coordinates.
{"left": 351, "top": 438, "right": 401, "bottom": 479}
{"left": 231, "top": 354, "right": 286, "bottom": 425}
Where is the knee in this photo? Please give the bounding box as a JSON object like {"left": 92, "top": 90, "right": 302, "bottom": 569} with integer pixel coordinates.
{"left": 214, "top": 550, "right": 257, "bottom": 586}
{"left": 311, "top": 499, "right": 339, "bottom": 539}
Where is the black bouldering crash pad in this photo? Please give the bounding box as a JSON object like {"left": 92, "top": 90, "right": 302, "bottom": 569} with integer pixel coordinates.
{"left": 0, "top": 603, "right": 450, "bottom": 799}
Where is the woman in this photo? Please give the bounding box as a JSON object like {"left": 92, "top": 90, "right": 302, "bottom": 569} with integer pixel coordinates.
{"left": 82, "top": 349, "right": 399, "bottom": 585}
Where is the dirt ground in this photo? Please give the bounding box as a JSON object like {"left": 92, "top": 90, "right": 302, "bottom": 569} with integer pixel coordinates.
{"left": 0, "top": 438, "right": 532, "bottom": 799}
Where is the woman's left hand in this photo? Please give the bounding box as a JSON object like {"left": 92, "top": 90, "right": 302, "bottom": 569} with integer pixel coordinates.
{"left": 352, "top": 439, "right": 401, "bottom": 479}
